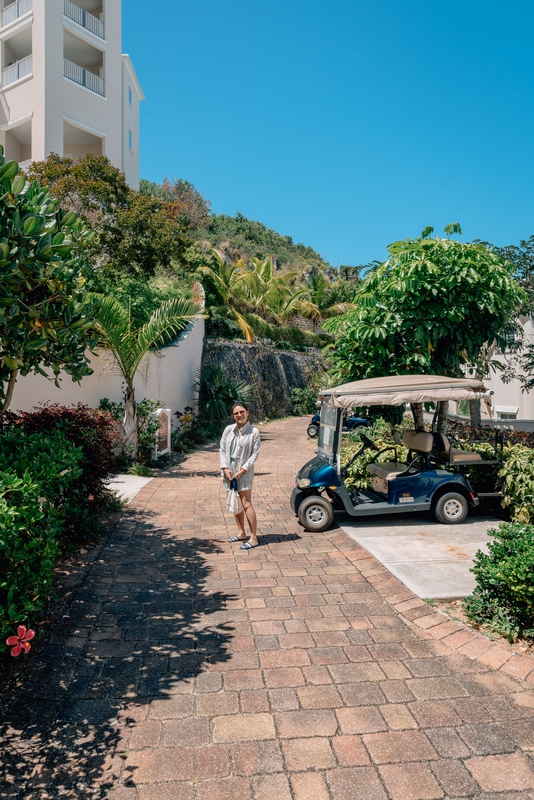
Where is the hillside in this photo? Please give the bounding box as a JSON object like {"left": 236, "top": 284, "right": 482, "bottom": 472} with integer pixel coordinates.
{"left": 140, "top": 178, "right": 331, "bottom": 273}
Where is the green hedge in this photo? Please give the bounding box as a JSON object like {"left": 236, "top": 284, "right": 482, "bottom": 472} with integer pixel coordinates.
{"left": 0, "top": 407, "right": 121, "bottom": 653}
{"left": 464, "top": 522, "right": 534, "bottom": 641}
{"left": 0, "top": 429, "right": 84, "bottom": 647}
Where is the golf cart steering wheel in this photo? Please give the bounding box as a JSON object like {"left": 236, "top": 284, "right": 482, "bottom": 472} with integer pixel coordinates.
{"left": 360, "top": 433, "right": 380, "bottom": 452}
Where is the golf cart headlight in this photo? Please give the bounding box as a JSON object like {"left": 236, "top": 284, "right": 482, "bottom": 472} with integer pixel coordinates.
{"left": 297, "top": 478, "right": 311, "bottom": 488}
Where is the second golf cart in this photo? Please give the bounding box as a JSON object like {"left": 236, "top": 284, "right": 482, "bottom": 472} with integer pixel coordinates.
{"left": 291, "top": 374, "right": 503, "bottom": 532}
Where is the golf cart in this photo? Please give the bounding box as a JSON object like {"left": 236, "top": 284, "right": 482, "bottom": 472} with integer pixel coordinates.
{"left": 291, "top": 374, "right": 504, "bottom": 532}
{"left": 307, "top": 411, "right": 370, "bottom": 438}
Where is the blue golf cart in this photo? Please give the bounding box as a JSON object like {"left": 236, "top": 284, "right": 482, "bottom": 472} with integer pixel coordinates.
{"left": 291, "top": 374, "right": 503, "bottom": 532}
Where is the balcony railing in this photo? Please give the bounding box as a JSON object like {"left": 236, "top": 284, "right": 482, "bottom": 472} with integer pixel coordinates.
{"left": 63, "top": 0, "right": 104, "bottom": 39}
{"left": 2, "top": 0, "right": 31, "bottom": 27}
{"left": 64, "top": 58, "right": 104, "bottom": 96}
{"left": 3, "top": 54, "right": 32, "bottom": 86}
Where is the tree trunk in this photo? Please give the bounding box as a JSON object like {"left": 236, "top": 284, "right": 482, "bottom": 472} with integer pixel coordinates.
{"left": 436, "top": 401, "right": 449, "bottom": 434}
{"left": 469, "top": 398, "right": 481, "bottom": 427}
{"left": 122, "top": 386, "right": 138, "bottom": 460}
{"left": 389, "top": 423, "right": 401, "bottom": 444}
{"left": 411, "top": 402, "right": 425, "bottom": 431}
{"left": 2, "top": 369, "right": 19, "bottom": 412}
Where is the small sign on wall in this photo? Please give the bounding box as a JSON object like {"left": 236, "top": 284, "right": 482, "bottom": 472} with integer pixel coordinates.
{"left": 153, "top": 408, "right": 171, "bottom": 457}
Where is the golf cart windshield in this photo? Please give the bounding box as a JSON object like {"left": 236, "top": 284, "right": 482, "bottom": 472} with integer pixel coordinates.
{"left": 317, "top": 405, "right": 342, "bottom": 462}
{"left": 319, "top": 374, "right": 488, "bottom": 410}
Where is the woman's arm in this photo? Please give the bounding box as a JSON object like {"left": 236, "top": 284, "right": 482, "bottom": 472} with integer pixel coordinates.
{"left": 241, "top": 428, "right": 261, "bottom": 473}
{"left": 219, "top": 426, "right": 230, "bottom": 470}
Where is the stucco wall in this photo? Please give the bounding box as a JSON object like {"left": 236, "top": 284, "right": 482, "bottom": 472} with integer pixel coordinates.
{"left": 10, "top": 318, "right": 205, "bottom": 425}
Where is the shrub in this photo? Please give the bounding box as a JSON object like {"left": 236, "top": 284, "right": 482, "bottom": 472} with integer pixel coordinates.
{"left": 99, "top": 397, "right": 167, "bottom": 465}
{"left": 247, "top": 313, "right": 331, "bottom": 350}
{"left": 291, "top": 387, "right": 318, "bottom": 416}
{"left": 0, "top": 429, "right": 84, "bottom": 648}
{"left": 448, "top": 420, "right": 534, "bottom": 450}
{"left": 11, "top": 404, "right": 119, "bottom": 518}
{"left": 463, "top": 522, "right": 534, "bottom": 641}
{"left": 205, "top": 307, "right": 244, "bottom": 340}
{"left": 194, "top": 363, "right": 254, "bottom": 422}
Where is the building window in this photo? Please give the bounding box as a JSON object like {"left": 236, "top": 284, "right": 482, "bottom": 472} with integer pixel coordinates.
{"left": 128, "top": 128, "right": 133, "bottom": 151}
{"left": 128, "top": 85, "right": 133, "bottom": 107}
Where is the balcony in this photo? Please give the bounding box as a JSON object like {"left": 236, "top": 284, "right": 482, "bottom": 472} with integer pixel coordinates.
{"left": 63, "top": 0, "right": 104, "bottom": 40}
{"left": 64, "top": 58, "right": 104, "bottom": 96}
{"left": 3, "top": 53, "right": 31, "bottom": 86}
{"left": 2, "top": 0, "right": 31, "bottom": 28}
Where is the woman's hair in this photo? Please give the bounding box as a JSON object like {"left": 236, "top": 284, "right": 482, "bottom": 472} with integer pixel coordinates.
{"left": 232, "top": 401, "right": 248, "bottom": 413}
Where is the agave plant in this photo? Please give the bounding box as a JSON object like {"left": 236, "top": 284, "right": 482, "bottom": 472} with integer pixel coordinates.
{"left": 194, "top": 362, "right": 254, "bottom": 422}
{"left": 96, "top": 296, "right": 203, "bottom": 458}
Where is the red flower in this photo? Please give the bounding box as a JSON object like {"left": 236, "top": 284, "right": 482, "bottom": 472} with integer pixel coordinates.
{"left": 88, "top": 494, "right": 94, "bottom": 501}
{"left": 6, "top": 625, "right": 35, "bottom": 657}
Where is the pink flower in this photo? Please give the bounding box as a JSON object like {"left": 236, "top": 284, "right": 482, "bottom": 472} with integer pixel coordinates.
{"left": 6, "top": 625, "right": 35, "bottom": 657}
{"left": 88, "top": 495, "right": 94, "bottom": 501}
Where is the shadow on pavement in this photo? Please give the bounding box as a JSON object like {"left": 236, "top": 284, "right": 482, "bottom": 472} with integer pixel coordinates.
{"left": 0, "top": 514, "right": 234, "bottom": 799}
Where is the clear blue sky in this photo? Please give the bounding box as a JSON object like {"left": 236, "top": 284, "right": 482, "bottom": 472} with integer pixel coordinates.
{"left": 123, "top": 0, "right": 534, "bottom": 267}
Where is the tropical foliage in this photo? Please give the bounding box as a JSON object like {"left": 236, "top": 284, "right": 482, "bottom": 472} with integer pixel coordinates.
{"left": 464, "top": 522, "right": 534, "bottom": 641}
{"left": 95, "top": 296, "right": 203, "bottom": 458}
{"left": 0, "top": 151, "right": 100, "bottom": 411}
{"left": 194, "top": 362, "right": 254, "bottom": 423}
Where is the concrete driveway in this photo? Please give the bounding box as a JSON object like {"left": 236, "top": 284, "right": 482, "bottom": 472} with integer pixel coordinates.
{"left": 340, "top": 513, "right": 499, "bottom": 599}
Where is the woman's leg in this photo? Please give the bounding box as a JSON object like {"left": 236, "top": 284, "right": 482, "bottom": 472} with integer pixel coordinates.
{"left": 239, "top": 490, "right": 258, "bottom": 546}
{"left": 233, "top": 510, "right": 247, "bottom": 540}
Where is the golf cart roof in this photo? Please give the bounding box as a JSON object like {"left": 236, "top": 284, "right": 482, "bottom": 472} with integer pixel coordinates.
{"left": 319, "top": 374, "right": 487, "bottom": 409}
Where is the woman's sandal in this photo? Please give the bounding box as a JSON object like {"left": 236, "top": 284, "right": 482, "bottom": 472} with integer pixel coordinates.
{"left": 240, "top": 541, "right": 259, "bottom": 550}
{"left": 228, "top": 536, "right": 248, "bottom": 543}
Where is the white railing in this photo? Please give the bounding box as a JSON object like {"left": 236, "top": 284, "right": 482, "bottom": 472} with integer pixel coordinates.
{"left": 3, "top": 54, "right": 32, "bottom": 86}
{"left": 2, "top": 0, "right": 32, "bottom": 27}
{"left": 63, "top": 58, "right": 104, "bottom": 96}
{"left": 63, "top": 0, "right": 104, "bottom": 39}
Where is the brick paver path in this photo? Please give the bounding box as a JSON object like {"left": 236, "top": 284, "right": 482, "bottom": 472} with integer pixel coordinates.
{"left": 2, "top": 417, "right": 534, "bottom": 799}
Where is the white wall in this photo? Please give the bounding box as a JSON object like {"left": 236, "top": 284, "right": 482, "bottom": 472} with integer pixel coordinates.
{"left": 10, "top": 318, "right": 205, "bottom": 426}
{"left": 481, "top": 316, "right": 534, "bottom": 421}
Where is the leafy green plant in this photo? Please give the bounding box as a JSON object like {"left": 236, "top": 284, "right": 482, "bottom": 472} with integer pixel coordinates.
{"left": 0, "top": 428, "right": 85, "bottom": 649}
{"left": 463, "top": 522, "right": 534, "bottom": 640}
{"left": 95, "top": 296, "right": 202, "bottom": 458}
{"left": 499, "top": 445, "right": 534, "bottom": 523}
{"left": 194, "top": 363, "right": 254, "bottom": 423}
{"left": 0, "top": 150, "right": 100, "bottom": 411}
{"left": 291, "top": 388, "right": 319, "bottom": 416}
{"left": 127, "top": 462, "right": 154, "bottom": 477}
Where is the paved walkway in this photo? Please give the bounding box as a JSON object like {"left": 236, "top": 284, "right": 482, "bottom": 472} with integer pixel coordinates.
{"left": 2, "top": 417, "right": 534, "bottom": 799}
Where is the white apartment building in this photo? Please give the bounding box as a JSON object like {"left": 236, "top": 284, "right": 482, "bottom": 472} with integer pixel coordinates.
{"left": 0, "top": 0, "right": 143, "bottom": 188}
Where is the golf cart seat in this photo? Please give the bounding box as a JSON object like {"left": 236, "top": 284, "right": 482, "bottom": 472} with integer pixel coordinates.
{"left": 433, "top": 433, "right": 483, "bottom": 465}
{"left": 366, "top": 461, "right": 410, "bottom": 480}
{"left": 366, "top": 430, "right": 433, "bottom": 492}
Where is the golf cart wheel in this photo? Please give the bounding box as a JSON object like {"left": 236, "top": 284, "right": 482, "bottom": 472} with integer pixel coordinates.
{"left": 298, "top": 495, "right": 334, "bottom": 532}
{"left": 433, "top": 492, "right": 468, "bottom": 525}
{"left": 307, "top": 424, "right": 319, "bottom": 438}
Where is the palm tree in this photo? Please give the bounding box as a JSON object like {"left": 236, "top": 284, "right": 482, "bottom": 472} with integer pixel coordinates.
{"left": 297, "top": 269, "right": 356, "bottom": 328}
{"left": 199, "top": 249, "right": 254, "bottom": 341}
{"left": 194, "top": 362, "right": 254, "bottom": 421}
{"left": 241, "top": 257, "right": 299, "bottom": 318}
{"left": 96, "top": 296, "right": 203, "bottom": 458}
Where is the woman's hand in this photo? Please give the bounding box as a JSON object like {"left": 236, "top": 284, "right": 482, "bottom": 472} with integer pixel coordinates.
{"left": 223, "top": 468, "right": 232, "bottom": 481}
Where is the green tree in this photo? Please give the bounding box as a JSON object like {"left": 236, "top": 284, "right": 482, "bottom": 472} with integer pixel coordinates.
{"left": 199, "top": 249, "right": 254, "bottom": 341}
{"left": 95, "top": 296, "right": 203, "bottom": 458}
{"left": 28, "top": 154, "right": 190, "bottom": 280}
{"left": 297, "top": 268, "right": 356, "bottom": 327}
{"left": 0, "top": 153, "right": 99, "bottom": 410}
{"left": 324, "top": 225, "right": 527, "bottom": 427}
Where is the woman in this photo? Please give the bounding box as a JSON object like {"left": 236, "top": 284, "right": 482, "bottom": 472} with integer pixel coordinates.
{"left": 220, "top": 402, "right": 261, "bottom": 549}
